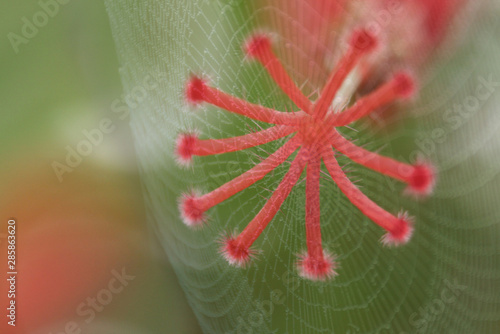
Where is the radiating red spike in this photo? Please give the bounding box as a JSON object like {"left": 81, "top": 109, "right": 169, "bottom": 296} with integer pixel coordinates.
{"left": 220, "top": 149, "right": 307, "bottom": 266}
{"left": 179, "top": 136, "right": 301, "bottom": 227}
{"left": 322, "top": 147, "right": 414, "bottom": 246}
{"left": 175, "top": 125, "right": 295, "bottom": 165}
{"left": 297, "top": 155, "right": 337, "bottom": 280}
{"left": 244, "top": 34, "right": 313, "bottom": 114}
{"left": 332, "top": 71, "right": 416, "bottom": 126}
{"left": 314, "top": 28, "right": 378, "bottom": 119}
{"left": 185, "top": 76, "right": 307, "bottom": 126}
{"left": 330, "top": 131, "right": 436, "bottom": 197}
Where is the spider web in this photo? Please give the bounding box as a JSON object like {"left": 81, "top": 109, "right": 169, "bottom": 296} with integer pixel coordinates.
{"left": 105, "top": 1, "right": 500, "bottom": 333}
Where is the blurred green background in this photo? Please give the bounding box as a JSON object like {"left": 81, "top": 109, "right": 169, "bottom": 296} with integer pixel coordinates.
{"left": 1, "top": 1, "right": 201, "bottom": 333}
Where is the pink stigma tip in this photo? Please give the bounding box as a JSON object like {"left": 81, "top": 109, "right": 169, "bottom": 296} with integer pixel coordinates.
{"left": 175, "top": 133, "right": 198, "bottom": 166}
{"left": 297, "top": 251, "right": 338, "bottom": 281}
{"left": 244, "top": 34, "right": 271, "bottom": 58}
{"left": 220, "top": 237, "right": 254, "bottom": 267}
{"left": 185, "top": 76, "right": 206, "bottom": 104}
{"left": 381, "top": 212, "right": 414, "bottom": 246}
{"left": 350, "top": 28, "right": 378, "bottom": 52}
{"left": 406, "top": 162, "right": 436, "bottom": 197}
{"left": 393, "top": 72, "right": 416, "bottom": 99}
{"left": 179, "top": 192, "right": 206, "bottom": 227}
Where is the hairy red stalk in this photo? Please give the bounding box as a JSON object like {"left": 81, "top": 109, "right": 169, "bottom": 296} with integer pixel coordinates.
{"left": 313, "top": 29, "right": 378, "bottom": 120}
{"left": 331, "top": 71, "right": 416, "bottom": 126}
{"left": 221, "top": 149, "right": 307, "bottom": 266}
{"left": 305, "top": 156, "right": 323, "bottom": 260}
{"left": 322, "top": 148, "right": 413, "bottom": 246}
{"left": 245, "top": 34, "right": 313, "bottom": 114}
{"left": 185, "top": 76, "right": 307, "bottom": 126}
{"left": 176, "top": 125, "right": 295, "bottom": 165}
{"left": 297, "top": 154, "right": 337, "bottom": 280}
{"left": 180, "top": 136, "right": 301, "bottom": 226}
{"left": 330, "top": 131, "right": 435, "bottom": 196}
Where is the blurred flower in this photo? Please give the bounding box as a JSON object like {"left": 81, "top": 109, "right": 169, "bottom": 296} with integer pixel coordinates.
{"left": 257, "top": 0, "right": 472, "bottom": 95}
{"left": 175, "top": 3, "right": 444, "bottom": 280}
